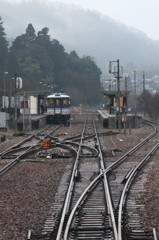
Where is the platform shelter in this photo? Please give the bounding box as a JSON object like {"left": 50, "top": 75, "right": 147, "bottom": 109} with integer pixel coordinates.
{"left": 99, "top": 90, "right": 142, "bottom": 129}
{"left": 17, "top": 90, "right": 49, "bottom": 115}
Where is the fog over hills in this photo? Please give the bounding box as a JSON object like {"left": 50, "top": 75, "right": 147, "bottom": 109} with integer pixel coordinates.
{"left": 1, "top": 1, "right": 159, "bottom": 74}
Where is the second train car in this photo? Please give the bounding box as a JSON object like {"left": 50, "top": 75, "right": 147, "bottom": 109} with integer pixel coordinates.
{"left": 46, "top": 92, "right": 71, "bottom": 123}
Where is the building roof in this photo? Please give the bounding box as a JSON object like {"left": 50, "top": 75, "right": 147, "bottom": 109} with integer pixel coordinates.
{"left": 17, "top": 91, "right": 49, "bottom": 95}
{"left": 100, "top": 89, "right": 131, "bottom": 97}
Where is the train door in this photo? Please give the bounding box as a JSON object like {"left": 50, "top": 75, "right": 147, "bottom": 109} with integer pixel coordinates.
{"left": 55, "top": 98, "right": 62, "bottom": 115}
{"left": 61, "top": 98, "right": 69, "bottom": 115}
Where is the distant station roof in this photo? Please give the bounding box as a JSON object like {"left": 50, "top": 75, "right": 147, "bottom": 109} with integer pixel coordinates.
{"left": 100, "top": 89, "right": 131, "bottom": 97}
{"left": 17, "top": 90, "right": 49, "bottom": 95}
{"left": 101, "top": 90, "right": 116, "bottom": 97}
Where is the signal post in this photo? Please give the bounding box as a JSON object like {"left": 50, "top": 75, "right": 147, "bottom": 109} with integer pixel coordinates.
{"left": 108, "top": 59, "right": 123, "bottom": 133}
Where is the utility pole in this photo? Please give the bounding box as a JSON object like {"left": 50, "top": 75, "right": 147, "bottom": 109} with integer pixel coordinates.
{"left": 14, "top": 74, "right": 18, "bottom": 133}
{"left": 116, "top": 59, "right": 121, "bottom": 132}
{"left": 133, "top": 70, "right": 137, "bottom": 128}
{"left": 143, "top": 71, "right": 145, "bottom": 92}
{"left": 108, "top": 59, "right": 123, "bottom": 133}
{"left": 125, "top": 76, "right": 127, "bottom": 91}
{"left": 4, "top": 72, "right": 8, "bottom": 111}
{"left": 109, "top": 79, "right": 111, "bottom": 91}
{"left": 143, "top": 71, "right": 145, "bottom": 117}
{"left": 134, "top": 70, "right": 136, "bottom": 94}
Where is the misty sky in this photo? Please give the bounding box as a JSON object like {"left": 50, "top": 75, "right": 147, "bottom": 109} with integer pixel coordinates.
{"left": 10, "top": 0, "right": 159, "bottom": 41}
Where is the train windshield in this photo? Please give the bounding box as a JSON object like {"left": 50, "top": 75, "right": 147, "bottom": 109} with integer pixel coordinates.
{"left": 55, "top": 99, "right": 60, "bottom": 107}
{"left": 47, "top": 98, "right": 54, "bottom": 107}
{"left": 62, "top": 98, "right": 69, "bottom": 107}
{"left": 47, "top": 97, "right": 70, "bottom": 107}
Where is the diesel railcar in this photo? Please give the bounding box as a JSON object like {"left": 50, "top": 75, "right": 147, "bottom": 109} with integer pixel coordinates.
{"left": 46, "top": 92, "right": 71, "bottom": 123}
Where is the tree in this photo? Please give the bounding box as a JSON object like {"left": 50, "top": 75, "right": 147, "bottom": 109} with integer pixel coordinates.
{"left": 151, "top": 92, "right": 159, "bottom": 119}
{"left": 59, "top": 53, "right": 102, "bottom": 105}
{"left": 70, "top": 50, "right": 79, "bottom": 58}
{"left": 25, "top": 23, "right": 36, "bottom": 47}
{"left": 137, "top": 90, "right": 154, "bottom": 118}
{"left": 50, "top": 39, "right": 65, "bottom": 76}
{"left": 35, "top": 27, "right": 51, "bottom": 49}
{"left": 28, "top": 44, "right": 54, "bottom": 82}
{"left": 0, "top": 16, "right": 8, "bottom": 79}
{"left": 10, "top": 24, "right": 36, "bottom": 53}
{"left": 7, "top": 51, "right": 19, "bottom": 77}
{"left": 10, "top": 34, "right": 27, "bottom": 53}
{"left": 7, "top": 22, "right": 102, "bottom": 104}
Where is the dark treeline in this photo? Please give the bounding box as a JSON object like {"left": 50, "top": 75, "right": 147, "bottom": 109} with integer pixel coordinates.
{"left": 137, "top": 90, "right": 159, "bottom": 119}
{"left": 0, "top": 18, "right": 102, "bottom": 106}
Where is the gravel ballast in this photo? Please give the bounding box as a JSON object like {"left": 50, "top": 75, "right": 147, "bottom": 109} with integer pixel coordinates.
{"left": 0, "top": 120, "right": 159, "bottom": 239}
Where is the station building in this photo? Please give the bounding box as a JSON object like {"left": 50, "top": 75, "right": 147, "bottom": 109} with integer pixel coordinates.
{"left": 0, "top": 91, "right": 49, "bottom": 132}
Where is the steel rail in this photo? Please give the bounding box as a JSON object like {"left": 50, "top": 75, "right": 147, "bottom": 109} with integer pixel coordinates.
{"left": 64, "top": 121, "right": 157, "bottom": 240}
{"left": 153, "top": 228, "right": 157, "bottom": 240}
{"left": 64, "top": 170, "right": 104, "bottom": 240}
{"left": 1, "top": 146, "right": 31, "bottom": 156}
{"left": 93, "top": 118, "right": 118, "bottom": 240}
{"left": 104, "top": 121, "right": 156, "bottom": 172}
{"left": 64, "top": 118, "right": 118, "bottom": 240}
{"left": 56, "top": 116, "right": 87, "bottom": 240}
{"left": 48, "top": 124, "right": 63, "bottom": 137}
{"left": 51, "top": 142, "right": 78, "bottom": 156}
{"left": 143, "top": 117, "right": 159, "bottom": 125}
{"left": 118, "top": 141, "right": 159, "bottom": 240}
{"left": 0, "top": 124, "right": 52, "bottom": 158}
{"left": 64, "top": 140, "right": 98, "bottom": 155}
{"left": 0, "top": 135, "right": 35, "bottom": 157}
{"left": 0, "top": 144, "right": 39, "bottom": 176}
{"left": 0, "top": 141, "right": 42, "bottom": 176}
{"left": 0, "top": 125, "right": 62, "bottom": 176}
{"left": 67, "top": 133, "right": 95, "bottom": 142}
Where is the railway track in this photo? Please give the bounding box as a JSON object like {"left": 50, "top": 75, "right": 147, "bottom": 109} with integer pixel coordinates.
{"left": 62, "top": 116, "right": 117, "bottom": 240}
{"left": 26, "top": 113, "right": 116, "bottom": 239}
{"left": 0, "top": 124, "right": 63, "bottom": 176}
{"left": 61, "top": 120, "right": 158, "bottom": 240}
{"left": 106, "top": 120, "right": 159, "bottom": 240}
{"left": 1, "top": 114, "right": 159, "bottom": 239}
{"left": 27, "top": 116, "right": 159, "bottom": 239}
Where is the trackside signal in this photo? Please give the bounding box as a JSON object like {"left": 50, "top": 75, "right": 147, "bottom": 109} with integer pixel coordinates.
{"left": 40, "top": 140, "right": 52, "bottom": 149}
{"left": 107, "top": 61, "right": 112, "bottom": 73}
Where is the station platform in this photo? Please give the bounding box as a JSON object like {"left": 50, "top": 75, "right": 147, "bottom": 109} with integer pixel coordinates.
{"left": 97, "top": 110, "right": 116, "bottom": 128}
{"left": 10, "top": 114, "right": 48, "bottom": 132}
{"left": 97, "top": 110, "right": 142, "bottom": 129}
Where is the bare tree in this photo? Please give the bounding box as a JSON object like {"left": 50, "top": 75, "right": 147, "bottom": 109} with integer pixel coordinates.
{"left": 137, "top": 90, "right": 154, "bottom": 118}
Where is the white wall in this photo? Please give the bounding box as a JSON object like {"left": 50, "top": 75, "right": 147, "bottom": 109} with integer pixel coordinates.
{"left": 30, "top": 96, "right": 37, "bottom": 114}
{"left": 0, "top": 112, "right": 9, "bottom": 128}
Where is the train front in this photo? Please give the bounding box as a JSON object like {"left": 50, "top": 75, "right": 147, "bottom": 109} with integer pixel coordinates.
{"left": 46, "top": 92, "right": 71, "bottom": 123}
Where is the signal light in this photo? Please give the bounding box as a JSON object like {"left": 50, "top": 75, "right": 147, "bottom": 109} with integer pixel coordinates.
{"left": 107, "top": 61, "right": 112, "bottom": 73}
{"left": 104, "top": 94, "right": 107, "bottom": 97}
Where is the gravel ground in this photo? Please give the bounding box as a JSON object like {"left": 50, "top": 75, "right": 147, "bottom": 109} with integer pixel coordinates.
{"left": 139, "top": 160, "right": 159, "bottom": 236}
{"left": 0, "top": 118, "right": 159, "bottom": 239}
{"left": 0, "top": 159, "right": 73, "bottom": 240}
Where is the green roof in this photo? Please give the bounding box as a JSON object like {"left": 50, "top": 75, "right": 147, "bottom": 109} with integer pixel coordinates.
{"left": 100, "top": 89, "right": 131, "bottom": 97}
{"left": 17, "top": 90, "right": 49, "bottom": 95}
{"left": 100, "top": 90, "right": 116, "bottom": 96}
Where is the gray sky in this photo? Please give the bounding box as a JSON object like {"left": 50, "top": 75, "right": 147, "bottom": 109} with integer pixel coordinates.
{"left": 6, "top": 0, "right": 159, "bottom": 41}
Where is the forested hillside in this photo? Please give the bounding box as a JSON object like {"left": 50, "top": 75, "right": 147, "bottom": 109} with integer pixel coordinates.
{"left": 0, "top": 19, "right": 102, "bottom": 106}
{"left": 1, "top": 1, "right": 159, "bottom": 107}
{"left": 1, "top": 1, "right": 159, "bottom": 76}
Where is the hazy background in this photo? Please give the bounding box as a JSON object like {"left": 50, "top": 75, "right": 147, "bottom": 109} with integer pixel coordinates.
{"left": 1, "top": 0, "right": 159, "bottom": 74}
{"left": 4, "top": 0, "right": 159, "bottom": 41}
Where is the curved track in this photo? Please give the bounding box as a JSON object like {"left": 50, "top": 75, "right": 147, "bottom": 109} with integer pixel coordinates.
{"left": 61, "top": 119, "right": 158, "bottom": 240}
{"left": 1, "top": 114, "right": 158, "bottom": 240}
{"left": 0, "top": 124, "right": 62, "bottom": 176}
